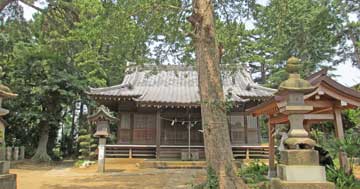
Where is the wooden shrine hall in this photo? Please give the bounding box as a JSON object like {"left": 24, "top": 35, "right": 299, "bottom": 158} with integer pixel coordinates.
{"left": 248, "top": 67, "right": 360, "bottom": 176}
{"left": 87, "top": 64, "right": 275, "bottom": 160}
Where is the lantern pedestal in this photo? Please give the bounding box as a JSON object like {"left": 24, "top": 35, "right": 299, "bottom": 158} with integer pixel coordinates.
{"left": 271, "top": 150, "right": 335, "bottom": 189}
{"left": 97, "top": 138, "right": 106, "bottom": 173}
{"left": 88, "top": 105, "right": 118, "bottom": 173}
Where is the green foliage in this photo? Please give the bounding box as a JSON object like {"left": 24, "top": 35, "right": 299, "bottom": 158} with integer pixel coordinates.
{"left": 253, "top": 0, "right": 340, "bottom": 87}
{"left": 237, "top": 160, "right": 269, "bottom": 185}
{"left": 205, "top": 167, "right": 219, "bottom": 189}
{"left": 327, "top": 129, "right": 360, "bottom": 172}
{"left": 326, "top": 166, "right": 360, "bottom": 189}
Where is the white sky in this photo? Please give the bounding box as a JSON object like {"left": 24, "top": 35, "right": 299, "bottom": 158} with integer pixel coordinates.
{"left": 20, "top": 1, "right": 360, "bottom": 87}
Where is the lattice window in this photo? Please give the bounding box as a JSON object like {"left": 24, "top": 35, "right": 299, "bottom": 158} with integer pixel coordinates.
{"left": 133, "top": 114, "right": 156, "bottom": 144}
{"left": 120, "top": 113, "right": 131, "bottom": 129}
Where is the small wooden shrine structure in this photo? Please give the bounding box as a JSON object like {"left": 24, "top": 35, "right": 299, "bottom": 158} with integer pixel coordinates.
{"left": 248, "top": 59, "right": 360, "bottom": 176}
{"left": 87, "top": 64, "right": 275, "bottom": 160}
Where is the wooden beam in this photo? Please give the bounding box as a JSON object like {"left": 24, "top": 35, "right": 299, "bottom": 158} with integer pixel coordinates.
{"left": 305, "top": 100, "right": 333, "bottom": 108}
{"left": 304, "top": 114, "right": 334, "bottom": 120}
{"left": 269, "top": 114, "right": 288, "bottom": 124}
{"left": 156, "top": 111, "right": 161, "bottom": 160}
{"left": 310, "top": 107, "right": 333, "bottom": 114}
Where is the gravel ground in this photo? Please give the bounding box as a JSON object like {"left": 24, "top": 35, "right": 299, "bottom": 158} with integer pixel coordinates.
{"left": 10, "top": 159, "right": 206, "bottom": 189}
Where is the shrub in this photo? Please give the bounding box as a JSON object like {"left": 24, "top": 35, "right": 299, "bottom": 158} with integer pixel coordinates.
{"left": 326, "top": 165, "right": 360, "bottom": 189}
{"left": 238, "top": 160, "right": 269, "bottom": 185}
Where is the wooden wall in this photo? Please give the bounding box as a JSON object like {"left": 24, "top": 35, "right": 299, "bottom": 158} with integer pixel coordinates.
{"left": 116, "top": 108, "right": 261, "bottom": 145}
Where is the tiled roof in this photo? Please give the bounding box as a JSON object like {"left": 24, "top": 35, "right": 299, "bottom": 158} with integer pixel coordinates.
{"left": 88, "top": 64, "right": 276, "bottom": 105}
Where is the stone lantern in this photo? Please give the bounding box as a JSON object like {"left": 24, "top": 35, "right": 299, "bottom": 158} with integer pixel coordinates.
{"left": 87, "top": 105, "right": 118, "bottom": 173}
{"left": 0, "top": 82, "right": 17, "bottom": 189}
{"left": 271, "top": 57, "right": 335, "bottom": 189}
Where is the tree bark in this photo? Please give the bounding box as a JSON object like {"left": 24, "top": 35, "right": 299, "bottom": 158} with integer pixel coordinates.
{"left": 68, "top": 101, "right": 77, "bottom": 156}
{"left": 31, "top": 121, "right": 51, "bottom": 162}
{"left": 188, "top": 1, "right": 247, "bottom": 188}
{"left": 260, "top": 62, "right": 266, "bottom": 84}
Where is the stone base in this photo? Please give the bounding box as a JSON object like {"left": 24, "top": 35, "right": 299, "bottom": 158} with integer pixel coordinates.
{"left": 277, "top": 164, "right": 326, "bottom": 181}
{"left": 280, "top": 150, "right": 319, "bottom": 165}
{"left": 271, "top": 178, "right": 335, "bottom": 189}
{"left": 0, "top": 174, "right": 16, "bottom": 189}
{"left": 0, "top": 161, "right": 10, "bottom": 174}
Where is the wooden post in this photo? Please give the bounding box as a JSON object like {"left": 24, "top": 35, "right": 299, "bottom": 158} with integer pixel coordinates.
{"left": 245, "top": 148, "right": 250, "bottom": 160}
{"left": 129, "top": 148, "right": 132, "bottom": 159}
{"left": 98, "top": 138, "right": 106, "bottom": 173}
{"left": 333, "top": 108, "right": 349, "bottom": 171}
{"left": 130, "top": 113, "right": 134, "bottom": 144}
{"left": 244, "top": 114, "right": 248, "bottom": 144}
{"left": 256, "top": 116, "right": 261, "bottom": 144}
{"left": 156, "top": 111, "right": 161, "bottom": 160}
{"left": 268, "top": 122, "right": 276, "bottom": 177}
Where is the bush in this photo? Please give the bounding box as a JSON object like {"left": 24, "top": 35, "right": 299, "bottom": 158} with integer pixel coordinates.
{"left": 326, "top": 165, "right": 360, "bottom": 189}
{"left": 238, "top": 160, "right": 269, "bottom": 185}
{"left": 190, "top": 167, "right": 219, "bottom": 189}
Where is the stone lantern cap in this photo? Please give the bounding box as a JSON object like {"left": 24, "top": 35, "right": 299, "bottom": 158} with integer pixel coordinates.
{"left": 87, "top": 105, "right": 118, "bottom": 123}
{"left": 279, "top": 57, "right": 315, "bottom": 93}
{"left": 88, "top": 105, "right": 118, "bottom": 138}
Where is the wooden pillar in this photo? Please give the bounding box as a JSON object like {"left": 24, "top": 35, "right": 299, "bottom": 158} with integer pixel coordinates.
{"left": 333, "top": 108, "right": 349, "bottom": 171}
{"left": 98, "top": 137, "right": 106, "bottom": 173}
{"left": 130, "top": 113, "right": 134, "bottom": 144}
{"left": 256, "top": 117, "right": 261, "bottom": 144}
{"left": 268, "top": 122, "right": 276, "bottom": 177}
{"left": 156, "top": 111, "right": 161, "bottom": 160}
{"left": 244, "top": 114, "right": 248, "bottom": 144}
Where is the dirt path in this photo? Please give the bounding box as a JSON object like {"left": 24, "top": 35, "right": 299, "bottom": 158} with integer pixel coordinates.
{"left": 10, "top": 159, "right": 206, "bottom": 189}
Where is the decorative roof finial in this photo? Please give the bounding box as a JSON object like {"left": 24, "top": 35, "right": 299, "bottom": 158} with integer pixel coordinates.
{"left": 286, "top": 56, "right": 301, "bottom": 74}
{"left": 279, "top": 56, "right": 315, "bottom": 92}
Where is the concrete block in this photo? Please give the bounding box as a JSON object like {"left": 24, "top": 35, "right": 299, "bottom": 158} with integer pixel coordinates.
{"left": 0, "top": 161, "right": 10, "bottom": 174}
{"left": 13, "top": 147, "right": 19, "bottom": 161}
{"left": 280, "top": 150, "right": 319, "bottom": 165}
{"left": 277, "top": 164, "right": 326, "bottom": 181}
{"left": 0, "top": 147, "right": 5, "bottom": 161}
{"left": 19, "top": 146, "right": 25, "bottom": 160}
{"left": 0, "top": 174, "right": 16, "bottom": 189}
{"left": 6, "top": 147, "right": 11, "bottom": 161}
{"left": 271, "top": 178, "right": 335, "bottom": 189}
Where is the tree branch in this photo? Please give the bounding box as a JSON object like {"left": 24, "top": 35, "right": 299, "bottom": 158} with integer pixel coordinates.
{"left": 0, "top": 0, "right": 13, "bottom": 12}
{"left": 19, "top": 0, "right": 45, "bottom": 13}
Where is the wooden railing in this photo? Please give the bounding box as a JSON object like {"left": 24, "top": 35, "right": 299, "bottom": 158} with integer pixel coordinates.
{"left": 105, "top": 144, "right": 270, "bottom": 160}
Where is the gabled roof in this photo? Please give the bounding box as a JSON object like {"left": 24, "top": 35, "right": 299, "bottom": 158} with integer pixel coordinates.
{"left": 88, "top": 64, "right": 275, "bottom": 106}
{"left": 87, "top": 105, "right": 118, "bottom": 123}
{"left": 248, "top": 69, "right": 360, "bottom": 117}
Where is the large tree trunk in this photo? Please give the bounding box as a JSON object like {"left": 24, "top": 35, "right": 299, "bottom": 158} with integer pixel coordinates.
{"left": 188, "top": 1, "right": 247, "bottom": 188}
{"left": 67, "top": 101, "right": 77, "bottom": 156}
{"left": 31, "top": 121, "right": 51, "bottom": 162}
